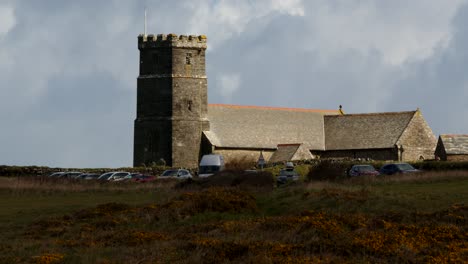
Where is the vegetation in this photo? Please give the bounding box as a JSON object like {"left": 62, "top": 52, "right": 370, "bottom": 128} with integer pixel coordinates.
{"left": 0, "top": 172, "right": 467, "bottom": 263}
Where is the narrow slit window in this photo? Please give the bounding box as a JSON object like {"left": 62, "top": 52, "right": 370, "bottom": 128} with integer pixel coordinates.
{"left": 188, "top": 100, "right": 193, "bottom": 111}
{"left": 186, "top": 53, "right": 192, "bottom": 65}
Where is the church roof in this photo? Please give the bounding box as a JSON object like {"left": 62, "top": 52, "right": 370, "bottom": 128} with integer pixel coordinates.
{"left": 269, "top": 144, "right": 301, "bottom": 163}
{"left": 205, "top": 104, "right": 340, "bottom": 150}
{"left": 439, "top": 134, "right": 468, "bottom": 155}
{"left": 324, "top": 111, "right": 416, "bottom": 150}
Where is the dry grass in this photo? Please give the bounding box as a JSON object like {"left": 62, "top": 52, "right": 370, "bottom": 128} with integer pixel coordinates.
{"left": 0, "top": 171, "right": 467, "bottom": 263}
{"left": 0, "top": 176, "right": 178, "bottom": 193}
{"left": 376, "top": 170, "right": 468, "bottom": 183}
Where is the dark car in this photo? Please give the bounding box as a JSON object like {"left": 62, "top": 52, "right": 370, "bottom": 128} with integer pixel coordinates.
{"left": 79, "top": 173, "right": 100, "bottom": 180}
{"left": 276, "top": 169, "right": 299, "bottom": 185}
{"left": 379, "top": 163, "right": 420, "bottom": 175}
{"left": 348, "top": 165, "right": 379, "bottom": 177}
{"left": 133, "top": 175, "right": 157, "bottom": 183}
{"left": 57, "top": 172, "right": 83, "bottom": 179}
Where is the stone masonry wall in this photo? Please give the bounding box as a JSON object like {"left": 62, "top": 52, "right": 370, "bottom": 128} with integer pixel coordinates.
{"left": 321, "top": 149, "right": 398, "bottom": 160}
{"left": 446, "top": 154, "right": 468, "bottom": 161}
{"left": 134, "top": 34, "right": 208, "bottom": 168}
{"left": 397, "top": 110, "right": 437, "bottom": 161}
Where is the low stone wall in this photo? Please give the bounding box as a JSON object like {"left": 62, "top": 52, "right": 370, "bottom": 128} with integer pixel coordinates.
{"left": 321, "top": 149, "right": 398, "bottom": 161}
{"left": 447, "top": 154, "right": 468, "bottom": 162}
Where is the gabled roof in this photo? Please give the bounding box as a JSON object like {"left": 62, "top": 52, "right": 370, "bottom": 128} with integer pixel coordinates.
{"left": 204, "top": 104, "right": 340, "bottom": 150}
{"left": 269, "top": 144, "right": 301, "bottom": 163}
{"left": 324, "top": 111, "right": 416, "bottom": 150}
{"left": 439, "top": 134, "right": 468, "bottom": 155}
{"left": 269, "top": 143, "right": 314, "bottom": 163}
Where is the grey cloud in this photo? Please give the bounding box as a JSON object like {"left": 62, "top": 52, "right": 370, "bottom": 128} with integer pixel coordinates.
{"left": 1, "top": 0, "right": 467, "bottom": 167}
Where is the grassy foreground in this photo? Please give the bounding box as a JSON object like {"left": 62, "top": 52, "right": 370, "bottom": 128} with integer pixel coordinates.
{"left": 0, "top": 172, "right": 467, "bottom": 264}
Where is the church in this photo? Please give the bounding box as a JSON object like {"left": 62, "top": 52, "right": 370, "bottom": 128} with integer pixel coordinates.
{"left": 133, "top": 33, "right": 437, "bottom": 169}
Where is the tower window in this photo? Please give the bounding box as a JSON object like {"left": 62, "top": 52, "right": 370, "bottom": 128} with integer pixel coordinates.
{"left": 186, "top": 53, "right": 192, "bottom": 65}
{"left": 188, "top": 100, "right": 193, "bottom": 111}
{"left": 153, "top": 54, "right": 159, "bottom": 72}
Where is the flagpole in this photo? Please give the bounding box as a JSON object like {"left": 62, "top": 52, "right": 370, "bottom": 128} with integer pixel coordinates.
{"left": 144, "top": 8, "right": 147, "bottom": 36}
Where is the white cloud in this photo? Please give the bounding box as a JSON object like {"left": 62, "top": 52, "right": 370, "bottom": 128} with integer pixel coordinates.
{"left": 0, "top": 5, "right": 15, "bottom": 37}
{"left": 218, "top": 73, "right": 241, "bottom": 100}
{"left": 184, "top": 0, "right": 305, "bottom": 49}
{"left": 1, "top": 0, "right": 468, "bottom": 167}
{"left": 271, "top": 0, "right": 305, "bottom": 16}
{"left": 304, "top": 0, "right": 466, "bottom": 65}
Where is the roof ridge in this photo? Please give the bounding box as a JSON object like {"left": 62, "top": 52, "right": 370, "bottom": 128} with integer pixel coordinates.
{"left": 324, "top": 110, "right": 417, "bottom": 117}
{"left": 208, "top": 103, "right": 339, "bottom": 113}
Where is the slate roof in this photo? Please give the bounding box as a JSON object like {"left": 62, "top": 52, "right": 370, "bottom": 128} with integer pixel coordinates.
{"left": 324, "top": 111, "right": 416, "bottom": 150}
{"left": 269, "top": 144, "right": 301, "bottom": 163}
{"left": 204, "top": 104, "right": 340, "bottom": 150}
{"left": 439, "top": 134, "right": 468, "bottom": 155}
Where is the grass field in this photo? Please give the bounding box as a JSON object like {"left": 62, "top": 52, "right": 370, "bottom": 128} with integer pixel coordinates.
{"left": 0, "top": 172, "right": 467, "bottom": 263}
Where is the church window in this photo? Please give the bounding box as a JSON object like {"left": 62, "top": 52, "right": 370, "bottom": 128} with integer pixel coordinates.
{"left": 188, "top": 100, "right": 193, "bottom": 111}
{"left": 186, "top": 53, "right": 192, "bottom": 65}
{"left": 153, "top": 54, "right": 159, "bottom": 72}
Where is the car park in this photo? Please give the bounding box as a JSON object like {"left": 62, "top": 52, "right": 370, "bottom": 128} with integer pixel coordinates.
{"left": 379, "top": 163, "right": 420, "bottom": 175}
{"left": 160, "top": 169, "right": 193, "bottom": 179}
{"left": 348, "top": 165, "right": 380, "bottom": 177}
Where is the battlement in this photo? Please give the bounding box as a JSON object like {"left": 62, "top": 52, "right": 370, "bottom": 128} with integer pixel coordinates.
{"left": 138, "top": 33, "right": 207, "bottom": 49}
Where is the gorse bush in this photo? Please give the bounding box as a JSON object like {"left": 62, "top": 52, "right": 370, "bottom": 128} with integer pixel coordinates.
{"left": 165, "top": 187, "right": 258, "bottom": 216}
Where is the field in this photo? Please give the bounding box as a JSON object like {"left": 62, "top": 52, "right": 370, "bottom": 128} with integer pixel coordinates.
{"left": 0, "top": 172, "right": 467, "bottom": 263}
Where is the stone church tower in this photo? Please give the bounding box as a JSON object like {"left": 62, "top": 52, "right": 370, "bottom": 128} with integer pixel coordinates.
{"left": 134, "top": 33, "right": 209, "bottom": 168}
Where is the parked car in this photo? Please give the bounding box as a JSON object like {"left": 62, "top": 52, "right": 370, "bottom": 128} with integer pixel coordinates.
{"left": 79, "top": 173, "right": 100, "bottom": 180}
{"left": 276, "top": 169, "right": 300, "bottom": 185}
{"left": 108, "top": 172, "right": 132, "bottom": 182}
{"left": 160, "top": 169, "right": 193, "bottom": 179}
{"left": 379, "top": 163, "right": 420, "bottom": 175}
{"left": 133, "top": 174, "right": 157, "bottom": 183}
{"left": 348, "top": 165, "right": 380, "bottom": 177}
{"left": 48, "top": 172, "right": 65, "bottom": 177}
{"left": 57, "top": 172, "right": 83, "bottom": 179}
{"left": 97, "top": 172, "right": 115, "bottom": 181}
{"left": 199, "top": 154, "right": 225, "bottom": 178}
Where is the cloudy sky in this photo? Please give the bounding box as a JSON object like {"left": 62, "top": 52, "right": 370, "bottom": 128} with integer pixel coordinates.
{"left": 1, "top": 0, "right": 468, "bottom": 168}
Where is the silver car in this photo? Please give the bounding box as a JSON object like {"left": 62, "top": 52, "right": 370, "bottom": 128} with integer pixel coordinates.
{"left": 159, "top": 169, "right": 193, "bottom": 179}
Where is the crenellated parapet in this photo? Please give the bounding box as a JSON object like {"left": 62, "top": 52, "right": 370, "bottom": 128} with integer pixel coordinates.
{"left": 138, "top": 33, "right": 207, "bottom": 49}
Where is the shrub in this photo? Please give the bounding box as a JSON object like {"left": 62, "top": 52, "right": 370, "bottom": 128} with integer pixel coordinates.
{"left": 175, "top": 170, "right": 274, "bottom": 190}
{"left": 307, "top": 161, "right": 350, "bottom": 181}
{"left": 225, "top": 157, "right": 255, "bottom": 171}
{"left": 164, "top": 187, "right": 258, "bottom": 216}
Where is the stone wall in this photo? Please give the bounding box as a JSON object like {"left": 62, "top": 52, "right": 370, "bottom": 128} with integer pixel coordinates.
{"left": 291, "top": 144, "right": 314, "bottom": 160}
{"left": 134, "top": 119, "right": 172, "bottom": 166}
{"left": 446, "top": 154, "right": 468, "bottom": 161}
{"left": 134, "top": 34, "right": 208, "bottom": 168}
{"left": 321, "top": 148, "right": 398, "bottom": 160}
{"left": 397, "top": 110, "right": 437, "bottom": 161}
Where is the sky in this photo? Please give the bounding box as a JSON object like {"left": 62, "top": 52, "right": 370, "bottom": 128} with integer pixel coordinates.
{"left": 1, "top": 0, "right": 468, "bottom": 168}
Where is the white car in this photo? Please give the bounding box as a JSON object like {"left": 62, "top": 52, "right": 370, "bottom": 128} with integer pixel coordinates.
{"left": 159, "top": 169, "right": 193, "bottom": 179}
{"left": 108, "top": 172, "right": 132, "bottom": 182}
